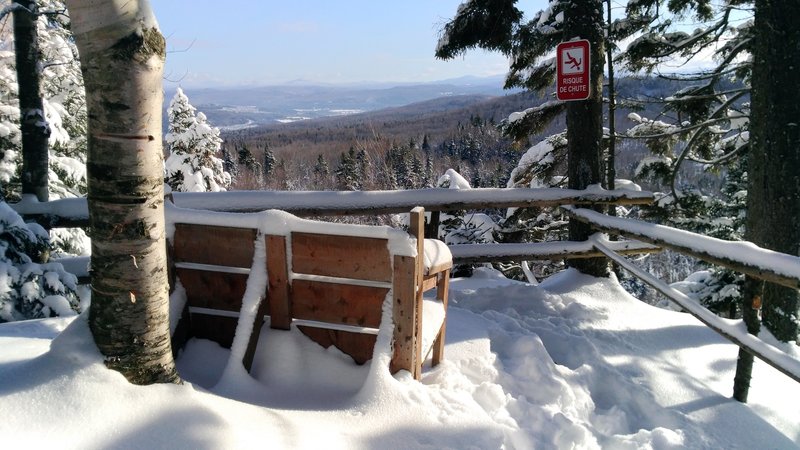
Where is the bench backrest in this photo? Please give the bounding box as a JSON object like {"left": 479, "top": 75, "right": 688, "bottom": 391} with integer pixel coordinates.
{"left": 169, "top": 210, "right": 426, "bottom": 371}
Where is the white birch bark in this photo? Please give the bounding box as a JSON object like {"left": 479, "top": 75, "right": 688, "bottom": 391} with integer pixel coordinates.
{"left": 64, "top": 0, "right": 179, "bottom": 384}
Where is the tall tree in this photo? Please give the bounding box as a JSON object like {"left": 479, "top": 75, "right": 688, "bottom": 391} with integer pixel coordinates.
{"left": 744, "top": 0, "right": 799, "bottom": 343}
{"left": 563, "top": 0, "right": 608, "bottom": 277}
{"left": 12, "top": 0, "right": 49, "bottom": 202}
{"left": 65, "top": 0, "right": 179, "bottom": 384}
{"left": 437, "top": 0, "right": 610, "bottom": 276}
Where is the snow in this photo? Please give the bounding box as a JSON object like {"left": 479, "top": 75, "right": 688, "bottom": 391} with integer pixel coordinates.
{"left": 422, "top": 238, "right": 452, "bottom": 272}
{"left": 170, "top": 187, "right": 654, "bottom": 214}
{"left": 1, "top": 268, "right": 798, "bottom": 448}
{"left": 437, "top": 168, "right": 472, "bottom": 190}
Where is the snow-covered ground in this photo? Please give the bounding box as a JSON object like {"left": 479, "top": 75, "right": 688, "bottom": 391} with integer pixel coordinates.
{"left": 1, "top": 269, "right": 798, "bottom": 449}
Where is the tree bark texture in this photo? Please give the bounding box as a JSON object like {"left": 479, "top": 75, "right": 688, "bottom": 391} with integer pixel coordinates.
{"left": 13, "top": 0, "right": 49, "bottom": 202}
{"left": 564, "top": 0, "right": 608, "bottom": 277}
{"left": 746, "top": 0, "right": 800, "bottom": 343}
{"left": 65, "top": 0, "right": 179, "bottom": 384}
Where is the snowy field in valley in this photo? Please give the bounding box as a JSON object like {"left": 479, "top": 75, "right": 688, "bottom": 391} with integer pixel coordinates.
{"left": 0, "top": 268, "right": 798, "bottom": 449}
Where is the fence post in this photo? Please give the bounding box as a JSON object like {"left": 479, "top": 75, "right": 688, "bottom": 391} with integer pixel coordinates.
{"left": 733, "top": 277, "right": 763, "bottom": 402}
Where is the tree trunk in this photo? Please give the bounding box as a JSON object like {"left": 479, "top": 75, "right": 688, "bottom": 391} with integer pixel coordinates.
{"left": 746, "top": 0, "right": 800, "bottom": 343}
{"left": 13, "top": 0, "right": 49, "bottom": 202}
{"left": 604, "top": 0, "right": 616, "bottom": 200}
{"left": 732, "top": 276, "right": 762, "bottom": 402}
{"left": 564, "top": 0, "right": 608, "bottom": 277}
{"left": 64, "top": 0, "right": 179, "bottom": 384}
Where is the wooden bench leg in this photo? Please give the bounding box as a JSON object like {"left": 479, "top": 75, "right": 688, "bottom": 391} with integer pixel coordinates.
{"left": 432, "top": 269, "right": 450, "bottom": 366}
{"left": 391, "top": 254, "right": 418, "bottom": 376}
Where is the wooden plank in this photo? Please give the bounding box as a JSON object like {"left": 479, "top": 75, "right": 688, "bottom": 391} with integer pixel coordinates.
{"left": 291, "top": 280, "right": 387, "bottom": 328}
{"left": 176, "top": 268, "right": 248, "bottom": 312}
{"left": 267, "top": 235, "right": 291, "bottom": 330}
{"left": 421, "top": 274, "right": 438, "bottom": 292}
{"left": 432, "top": 270, "right": 450, "bottom": 366}
{"left": 292, "top": 232, "right": 391, "bottom": 281}
{"left": 410, "top": 207, "right": 425, "bottom": 380}
{"left": 390, "top": 255, "right": 417, "bottom": 376}
{"left": 297, "top": 327, "right": 376, "bottom": 364}
{"left": 188, "top": 313, "right": 239, "bottom": 348}
{"left": 173, "top": 223, "right": 257, "bottom": 267}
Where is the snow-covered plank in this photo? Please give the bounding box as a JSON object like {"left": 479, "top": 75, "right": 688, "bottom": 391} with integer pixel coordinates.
{"left": 591, "top": 235, "right": 800, "bottom": 384}
{"left": 565, "top": 206, "right": 800, "bottom": 290}
{"left": 449, "top": 239, "right": 659, "bottom": 264}
{"left": 171, "top": 187, "right": 654, "bottom": 215}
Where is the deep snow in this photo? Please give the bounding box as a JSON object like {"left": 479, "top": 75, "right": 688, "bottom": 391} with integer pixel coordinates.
{"left": 1, "top": 269, "right": 798, "bottom": 449}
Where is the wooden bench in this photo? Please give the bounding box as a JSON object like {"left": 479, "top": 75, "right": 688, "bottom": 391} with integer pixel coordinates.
{"left": 168, "top": 206, "right": 452, "bottom": 380}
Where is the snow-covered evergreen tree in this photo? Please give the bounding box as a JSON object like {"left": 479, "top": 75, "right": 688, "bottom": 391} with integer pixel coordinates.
{"left": 164, "top": 88, "right": 231, "bottom": 192}
{"left": 335, "top": 147, "right": 360, "bottom": 191}
{"left": 0, "top": 201, "right": 79, "bottom": 322}
{"left": 1, "top": 0, "right": 89, "bottom": 255}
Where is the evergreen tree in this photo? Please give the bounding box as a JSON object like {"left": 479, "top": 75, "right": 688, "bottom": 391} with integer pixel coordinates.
{"left": 312, "top": 153, "right": 330, "bottom": 188}
{"left": 164, "top": 88, "right": 231, "bottom": 192}
{"left": 1, "top": 0, "right": 89, "bottom": 255}
{"left": 356, "top": 148, "right": 370, "bottom": 188}
{"left": 620, "top": 0, "right": 752, "bottom": 218}
{"left": 221, "top": 145, "right": 238, "bottom": 182}
{"left": 263, "top": 145, "right": 276, "bottom": 179}
{"left": 1, "top": 0, "right": 88, "bottom": 202}
{"left": 335, "top": 148, "right": 360, "bottom": 191}
{"left": 0, "top": 201, "right": 80, "bottom": 322}
{"left": 237, "top": 142, "right": 259, "bottom": 172}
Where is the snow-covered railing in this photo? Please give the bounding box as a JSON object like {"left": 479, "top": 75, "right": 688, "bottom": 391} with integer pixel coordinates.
{"left": 449, "top": 239, "right": 659, "bottom": 264}
{"left": 564, "top": 206, "right": 800, "bottom": 290}
{"left": 170, "top": 187, "right": 654, "bottom": 215}
{"left": 12, "top": 186, "right": 654, "bottom": 228}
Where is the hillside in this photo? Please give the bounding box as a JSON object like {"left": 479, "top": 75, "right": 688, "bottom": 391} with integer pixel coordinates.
{"left": 224, "top": 91, "right": 548, "bottom": 163}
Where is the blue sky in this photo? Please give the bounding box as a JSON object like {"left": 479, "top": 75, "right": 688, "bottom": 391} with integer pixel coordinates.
{"left": 151, "top": 1, "right": 544, "bottom": 87}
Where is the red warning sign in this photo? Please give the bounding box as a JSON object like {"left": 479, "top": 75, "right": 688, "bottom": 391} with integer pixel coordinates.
{"left": 556, "top": 40, "right": 590, "bottom": 101}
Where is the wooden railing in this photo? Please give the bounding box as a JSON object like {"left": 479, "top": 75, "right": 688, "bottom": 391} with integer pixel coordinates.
{"left": 13, "top": 188, "right": 800, "bottom": 401}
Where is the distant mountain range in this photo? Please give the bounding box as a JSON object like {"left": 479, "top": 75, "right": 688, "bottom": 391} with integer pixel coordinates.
{"left": 165, "top": 75, "right": 514, "bottom": 129}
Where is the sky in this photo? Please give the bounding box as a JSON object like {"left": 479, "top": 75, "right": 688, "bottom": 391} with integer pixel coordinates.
{"left": 150, "top": 1, "right": 543, "bottom": 88}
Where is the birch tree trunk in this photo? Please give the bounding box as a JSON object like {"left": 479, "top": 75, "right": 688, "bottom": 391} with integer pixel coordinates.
{"left": 64, "top": 0, "right": 179, "bottom": 384}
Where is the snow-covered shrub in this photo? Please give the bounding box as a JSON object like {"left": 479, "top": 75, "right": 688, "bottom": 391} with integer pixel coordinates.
{"left": 164, "top": 88, "right": 231, "bottom": 192}
{"left": 0, "top": 202, "right": 79, "bottom": 322}
{"left": 671, "top": 269, "right": 741, "bottom": 318}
